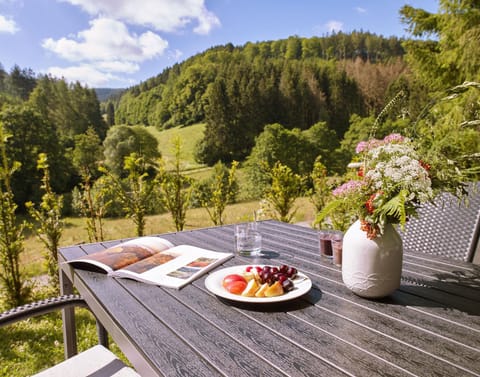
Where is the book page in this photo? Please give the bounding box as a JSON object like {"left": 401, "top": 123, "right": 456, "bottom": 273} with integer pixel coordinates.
{"left": 112, "top": 244, "right": 233, "bottom": 288}
{"left": 67, "top": 236, "right": 174, "bottom": 273}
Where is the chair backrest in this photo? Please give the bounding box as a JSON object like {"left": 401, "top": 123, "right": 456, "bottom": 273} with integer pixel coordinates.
{"left": 400, "top": 182, "right": 480, "bottom": 262}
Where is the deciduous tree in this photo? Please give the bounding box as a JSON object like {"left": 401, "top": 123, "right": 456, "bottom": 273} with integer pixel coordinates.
{"left": 0, "top": 103, "right": 71, "bottom": 207}
{"left": 103, "top": 125, "right": 160, "bottom": 177}
{"left": 261, "top": 162, "right": 306, "bottom": 223}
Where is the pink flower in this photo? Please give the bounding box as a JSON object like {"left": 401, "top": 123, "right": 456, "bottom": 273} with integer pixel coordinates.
{"left": 355, "top": 139, "right": 382, "bottom": 154}
{"left": 383, "top": 133, "right": 405, "bottom": 144}
{"left": 355, "top": 141, "right": 368, "bottom": 154}
{"left": 332, "top": 180, "right": 364, "bottom": 197}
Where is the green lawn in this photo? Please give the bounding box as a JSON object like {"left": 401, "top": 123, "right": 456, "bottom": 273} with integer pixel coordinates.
{"left": 146, "top": 123, "right": 206, "bottom": 171}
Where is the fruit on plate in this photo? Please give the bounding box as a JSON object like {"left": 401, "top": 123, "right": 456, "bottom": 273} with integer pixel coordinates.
{"left": 242, "top": 272, "right": 256, "bottom": 282}
{"left": 222, "top": 264, "right": 300, "bottom": 298}
{"left": 222, "top": 274, "right": 247, "bottom": 294}
{"left": 222, "top": 274, "right": 246, "bottom": 287}
{"left": 264, "top": 281, "right": 284, "bottom": 297}
{"left": 241, "top": 278, "right": 260, "bottom": 297}
{"left": 224, "top": 280, "right": 248, "bottom": 294}
{"left": 254, "top": 283, "right": 269, "bottom": 297}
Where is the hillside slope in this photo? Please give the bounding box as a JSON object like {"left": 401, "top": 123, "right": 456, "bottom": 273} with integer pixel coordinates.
{"left": 147, "top": 123, "right": 206, "bottom": 171}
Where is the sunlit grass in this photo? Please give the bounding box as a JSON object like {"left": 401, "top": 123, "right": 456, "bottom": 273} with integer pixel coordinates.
{"left": 0, "top": 308, "right": 127, "bottom": 377}
{"left": 146, "top": 123, "right": 206, "bottom": 171}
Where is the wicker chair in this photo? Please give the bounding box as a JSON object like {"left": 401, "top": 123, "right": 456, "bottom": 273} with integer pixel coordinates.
{"left": 400, "top": 182, "right": 480, "bottom": 262}
{"left": 0, "top": 294, "right": 139, "bottom": 377}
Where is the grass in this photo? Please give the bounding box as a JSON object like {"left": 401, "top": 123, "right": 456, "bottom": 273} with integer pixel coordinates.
{"left": 146, "top": 123, "right": 206, "bottom": 171}
{"left": 0, "top": 309, "right": 127, "bottom": 376}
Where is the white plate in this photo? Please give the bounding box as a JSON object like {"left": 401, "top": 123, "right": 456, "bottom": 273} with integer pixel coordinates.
{"left": 205, "top": 265, "right": 312, "bottom": 303}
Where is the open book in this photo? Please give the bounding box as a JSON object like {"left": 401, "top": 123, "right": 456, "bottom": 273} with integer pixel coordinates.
{"left": 66, "top": 236, "right": 233, "bottom": 289}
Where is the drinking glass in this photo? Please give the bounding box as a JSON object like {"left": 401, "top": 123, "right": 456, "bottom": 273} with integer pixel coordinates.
{"left": 234, "top": 223, "right": 262, "bottom": 256}
{"left": 331, "top": 232, "right": 344, "bottom": 267}
{"left": 318, "top": 230, "right": 333, "bottom": 258}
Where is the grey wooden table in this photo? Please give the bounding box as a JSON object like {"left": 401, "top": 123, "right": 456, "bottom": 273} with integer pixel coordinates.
{"left": 58, "top": 220, "right": 480, "bottom": 377}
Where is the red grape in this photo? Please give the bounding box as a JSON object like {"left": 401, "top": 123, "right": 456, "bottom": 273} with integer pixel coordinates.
{"left": 282, "top": 279, "right": 294, "bottom": 292}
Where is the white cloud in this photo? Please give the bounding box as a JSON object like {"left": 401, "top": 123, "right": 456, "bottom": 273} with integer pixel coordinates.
{"left": 45, "top": 0, "right": 220, "bottom": 86}
{"left": 0, "top": 13, "right": 19, "bottom": 34}
{"left": 61, "top": 0, "right": 220, "bottom": 34}
{"left": 45, "top": 64, "right": 133, "bottom": 87}
{"left": 42, "top": 17, "right": 168, "bottom": 63}
{"left": 325, "top": 20, "right": 344, "bottom": 33}
{"left": 355, "top": 7, "right": 367, "bottom": 14}
{"left": 42, "top": 17, "right": 168, "bottom": 86}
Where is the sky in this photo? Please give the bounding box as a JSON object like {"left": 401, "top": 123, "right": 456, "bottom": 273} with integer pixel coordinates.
{"left": 0, "top": 0, "right": 439, "bottom": 89}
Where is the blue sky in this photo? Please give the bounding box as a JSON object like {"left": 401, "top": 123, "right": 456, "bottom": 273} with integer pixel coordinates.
{"left": 0, "top": 0, "right": 438, "bottom": 88}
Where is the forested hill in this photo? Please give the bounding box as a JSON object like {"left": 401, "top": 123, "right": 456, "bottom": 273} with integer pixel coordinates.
{"left": 113, "top": 31, "right": 407, "bottom": 163}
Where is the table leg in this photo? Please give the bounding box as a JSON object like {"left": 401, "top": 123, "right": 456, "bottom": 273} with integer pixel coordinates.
{"left": 60, "top": 268, "right": 78, "bottom": 359}
{"left": 97, "top": 321, "right": 109, "bottom": 348}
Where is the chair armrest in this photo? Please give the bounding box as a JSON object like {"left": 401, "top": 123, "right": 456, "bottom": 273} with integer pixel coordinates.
{"left": 0, "top": 294, "right": 88, "bottom": 327}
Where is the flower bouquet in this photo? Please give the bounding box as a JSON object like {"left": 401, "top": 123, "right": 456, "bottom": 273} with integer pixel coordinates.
{"left": 316, "top": 133, "right": 466, "bottom": 239}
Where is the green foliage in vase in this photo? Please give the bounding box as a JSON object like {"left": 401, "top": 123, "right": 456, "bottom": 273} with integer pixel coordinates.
{"left": 316, "top": 81, "right": 480, "bottom": 239}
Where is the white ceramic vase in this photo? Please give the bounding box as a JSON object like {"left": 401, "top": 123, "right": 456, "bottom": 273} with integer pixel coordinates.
{"left": 342, "top": 220, "right": 403, "bottom": 298}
